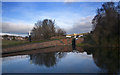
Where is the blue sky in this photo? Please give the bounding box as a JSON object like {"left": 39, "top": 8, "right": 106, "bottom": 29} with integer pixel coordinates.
{"left": 2, "top": 2, "right": 104, "bottom": 36}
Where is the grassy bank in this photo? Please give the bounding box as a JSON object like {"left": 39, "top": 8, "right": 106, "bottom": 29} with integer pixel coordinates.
{"left": 76, "top": 42, "right": 95, "bottom": 47}
{"left": 2, "top": 39, "right": 62, "bottom": 48}
{"left": 77, "top": 42, "right": 120, "bottom": 48}
{"left": 2, "top": 40, "right": 29, "bottom": 48}
{"left": 77, "top": 43, "right": 89, "bottom": 47}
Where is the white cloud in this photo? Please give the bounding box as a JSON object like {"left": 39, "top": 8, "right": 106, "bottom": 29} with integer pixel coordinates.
{"left": 17, "top": 9, "right": 82, "bottom": 31}
{"left": 66, "top": 16, "right": 93, "bottom": 34}
{"left": 2, "top": 16, "right": 93, "bottom": 35}
{"left": 64, "top": 0, "right": 76, "bottom": 2}
{"left": 2, "top": 13, "right": 93, "bottom": 35}
{"left": 2, "top": 22, "right": 33, "bottom": 34}
{"left": 2, "top": 2, "right": 96, "bottom": 35}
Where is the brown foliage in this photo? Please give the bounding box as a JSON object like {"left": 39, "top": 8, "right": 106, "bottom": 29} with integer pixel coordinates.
{"left": 31, "top": 19, "right": 66, "bottom": 40}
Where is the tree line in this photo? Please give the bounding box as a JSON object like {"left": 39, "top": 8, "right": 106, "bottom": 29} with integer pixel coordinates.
{"left": 83, "top": 2, "right": 120, "bottom": 47}
{"left": 31, "top": 19, "right": 66, "bottom": 40}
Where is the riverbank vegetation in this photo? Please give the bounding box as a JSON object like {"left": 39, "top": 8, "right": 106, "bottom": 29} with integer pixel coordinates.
{"left": 79, "top": 2, "right": 120, "bottom": 47}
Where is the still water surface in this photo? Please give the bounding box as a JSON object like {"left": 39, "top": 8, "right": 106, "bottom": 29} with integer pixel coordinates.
{"left": 2, "top": 46, "right": 119, "bottom": 73}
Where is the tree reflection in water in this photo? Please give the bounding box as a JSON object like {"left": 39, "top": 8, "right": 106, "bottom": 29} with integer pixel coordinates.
{"left": 29, "top": 46, "right": 119, "bottom": 73}
{"left": 84, "top": 47, "right": 119, "bottom": 73}
{"left": 29, "top": 52, "right": 66, "bottom": 67}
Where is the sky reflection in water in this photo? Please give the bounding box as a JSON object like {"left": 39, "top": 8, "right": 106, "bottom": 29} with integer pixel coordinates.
{"left": 2, "top": 46, "right": 119, "bottom": 73}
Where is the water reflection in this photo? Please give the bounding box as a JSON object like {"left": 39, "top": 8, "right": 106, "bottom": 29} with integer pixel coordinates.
{"left": 2, "top": 45, "right": 119, "bottom": 73}
{"left": 84, "top": 47, "right": 119, "bottom": 73}
{"left": 28, "top": 46, "right": 119, "bottom": 73}
{"left": 29, "top": 52, "right": 67, "bottom": 67}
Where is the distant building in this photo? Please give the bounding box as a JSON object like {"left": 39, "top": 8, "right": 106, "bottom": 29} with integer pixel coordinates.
{"left": 15, "top": 36, "right": 25, "bottom": 40}
{"left": 2, "top": 35, "right": 25, "bottom": 40}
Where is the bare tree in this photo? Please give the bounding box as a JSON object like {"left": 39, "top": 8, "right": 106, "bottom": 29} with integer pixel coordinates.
{"left": 31, "top": 19, "right": 66, "bottom": 40}
{"left": 56, "top": 28, "right": 66, "bottom": 36}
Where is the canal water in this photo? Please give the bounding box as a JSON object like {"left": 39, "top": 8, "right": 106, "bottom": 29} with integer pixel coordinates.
{"left": 2, "top": 46, "right": 119, "bottom": 73}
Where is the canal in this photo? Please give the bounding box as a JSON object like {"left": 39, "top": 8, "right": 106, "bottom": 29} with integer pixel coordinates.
{"left": 2, "top": 46, "right": 119, "bottom": 73}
